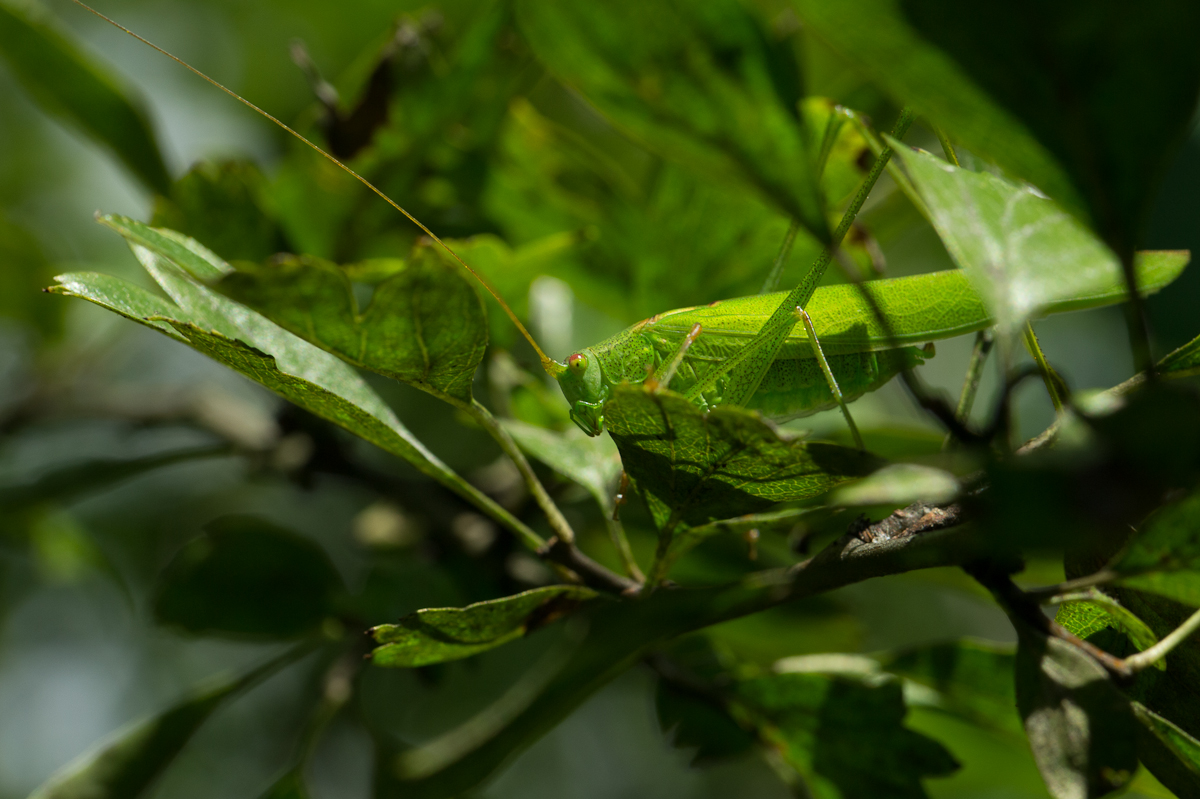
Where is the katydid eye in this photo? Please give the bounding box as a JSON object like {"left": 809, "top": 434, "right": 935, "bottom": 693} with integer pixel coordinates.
{"left": 567, "top": 353, "right": 588, "bottom": 374}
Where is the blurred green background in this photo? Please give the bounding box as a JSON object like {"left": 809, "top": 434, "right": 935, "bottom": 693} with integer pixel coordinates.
{"left": 0, "top": 0, "right": 1196, "bottom": 796}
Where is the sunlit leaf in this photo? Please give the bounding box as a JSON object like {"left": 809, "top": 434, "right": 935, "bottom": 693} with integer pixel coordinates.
{"left": 370, "top": 585, "right": 599, "bottom": 668}
{"left": 1160, "top": 333, "right": 1200, "bottom": 379}
{"left": 154, "top": 515, "right": 343, "bottom": 639}
{"left": 0, "top": 0, "right": 171, "bottom": 194}
{"left": 828, "top": 463, "right": 959, "bottom": 508}
{"left": 27, "top": 647, "right": 303, "bottom": 799}
{"left": 216, "top": 243, "right": 487, "bottom": 404}
{"left": 516, "top": 0, "right": 828, "bottom": 239}
{"left": 793, "top": 0, "right": 1200, "bottom": 256}
{"left": 892, "top": 145, "right": 1185, "bottom": 338}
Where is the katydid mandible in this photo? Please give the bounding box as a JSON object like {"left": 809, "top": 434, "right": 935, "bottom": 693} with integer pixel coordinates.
{"left": 74, "top": 2, "right": 1189, "bottom": 446}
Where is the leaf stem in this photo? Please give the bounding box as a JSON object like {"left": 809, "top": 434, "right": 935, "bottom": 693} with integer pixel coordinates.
{"left": 468, "top": 400, "right": 564, "bottom": 548}
{"left": 944, "top": 330, "right": 994, "bottom": 449}
{"left": 1124, "top": 605, "right": 1200, "bottom": 672}
{"left": 1022, "top": 323, "right": 1065, "bottom": 414}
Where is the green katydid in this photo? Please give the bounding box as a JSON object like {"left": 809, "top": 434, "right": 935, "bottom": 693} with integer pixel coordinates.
{"left": 75, "top": 1, "right": 1190, "bottom": 451}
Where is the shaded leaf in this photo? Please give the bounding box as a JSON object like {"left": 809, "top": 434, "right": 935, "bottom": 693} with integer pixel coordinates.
{"left": 828, "top": 463, "right": 959, "bottom": 508}
{"left": 1013, "top": 618, "right": 1136, "bottom": 798}
{"left": 655, "top": 680, "right": 756, "bottom": 764}
{"left": 27, "top": 646, "right": 303, "bottom": 799}
{"left": 48, "top": 217, "right": 529, "bottom": 538}
{"left": 154, "top": 515, "right": 342, "bottom": 639}
{"left": 0, "top": 213, "right": 62, "bottom": 337}
{"left": 516, "top": 0, "right": 828, "bottom": 238}
{"left": 604, "top": 385, "right": 882, "bottom": 530}
{"left": 1111, "top": 488, "right": 1200, "bottom": 607}
{"left": 1131, "top": 701, "right": 1200, "bottom": 797}
{"left": 370, "top": 585, "right": 599, "bottom": 668}
{"left": 151, "top": 160, "right": 289, "bottom": 262}
{"left": 879, "top": 639, "right": 1020, "bottom": 734}
{"left": 793, "top": 0, "right": 1200, "bottom": 255}
{"left": 0, "top": 0, "right": 170, "bottom": 194}
{"left": 0, "top": 446, "right": 223, "bottom": 512}
{"left": 258, "top": 771, "right": 311, "bottom": 799}
{"left": 1160, "top": 333, "right": 1200, "bottom": 379}
{"left": 733, "top": 671, "right": 959, "bottom": 798}
{"left": 892, "top": 145, "right": 1183, "bottom": 338}
{"left": 216, "top": 243, "right": 487, "bottom": 404}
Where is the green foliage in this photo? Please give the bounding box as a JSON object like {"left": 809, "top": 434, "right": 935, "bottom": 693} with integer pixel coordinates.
{"left": 0, "top": 0, "right": 170, "bottom": 194}
{"left": 154, "top": 515, "right": 343, "bottom": 638}
{"left": 370, "top": 585, "right": 599, "bottom": 667}
{"left": 9, "top": 1, "right": 1200, "bottom": 797}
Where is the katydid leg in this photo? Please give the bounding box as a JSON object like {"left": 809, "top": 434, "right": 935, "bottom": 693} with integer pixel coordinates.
{"left": 795, "top": 307, "right": 866, "bottom": 451}
{"left": 650, "top": 323, "right": 702, "bottom": 392}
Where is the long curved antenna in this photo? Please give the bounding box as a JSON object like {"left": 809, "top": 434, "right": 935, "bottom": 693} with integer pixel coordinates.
{"left": 72, "top": 0, "right": 563, "bottom": 376}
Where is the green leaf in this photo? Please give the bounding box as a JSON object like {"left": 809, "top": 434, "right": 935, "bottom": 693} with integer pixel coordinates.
{"left": 792, "top": 0, "right": 1200, "bottom": 255}
{"left": 655, "top": 680, "right": 756, "bottom": 764}
{"left": 215, "top": 243, "right": 488, "bottom": 405}
{"left": 27, "top": 647, "right": 303, "bottom": 799}
{"left": 828, "top": 463, "right": 959, "bottom": 508}
{"left": 1055, "top": 594, "right": 1161, "bottom": 668}
{"left": 732, "top": 672, "right": 959, "bottom": 797}
{"left": 1013, "top": 618, "right": 1137, "bottom": 798}
{"left": 878, "top": 639, "right": 1020, "bottom": 734}
{"left": 0, "top": 446, "right": 223, "bottom": 512}
{"left": 1111, "top": 488, "right": 1200, "bottom": 607}
{"left": 0, "top": 213, "right": 62, "bottom": 337}
{"left": 0, "top": 0, "right": 170, "bottom": 195}
{"left": 502, "top": 419, "right": 622, "bottom": 514}
{"left": 604, "top": 385, "right": 882, "bottom": 530}
{"left": 48, "top": 217, "right": 532, "bottom": 540}
{"left": 1131, "top": 701, "right": 1200, "bottom": 798}
{"left": 515, "top": 0, "right": 828, "bottom": 239}
{"left": 892, "top": 145, "right": 1181, "bottom": 338}
{"left": 151, "top": 160, "right": 289, "bottom": 262}
{"left": 258, "top": 771, "right": 311, "bottom": 799}
{"left": 154, "top": 515, "right": 343, "bottom": 639}
{"left": 370, "top": 585, "right": 598, "bottom": 668}
{"left": 1160, "top": 333, "right": 1200, "bottom": 379}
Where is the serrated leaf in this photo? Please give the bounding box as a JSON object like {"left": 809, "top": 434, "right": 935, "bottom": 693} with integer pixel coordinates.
{"left": 27, "top": 646, "right": 303, "bottom": 799}
{"left": 1111, "top": 488, "right": 1200, "bottom": 607}
{"left": 1131, "top": 701, "right": 1200, "bottom": 797}
{"left": 792, "top": 0, "right": 1200, "bottom": 256}
{"left": 879, "top": 639, "right": 1020, "bottom": 734}
{"left": 49, "top": 217, "right": 529, "bottom": 538}
{"left": 215, "top": 244, "right": 487, "bottom": 404}
{"left": 0, "top": 0, "right": 170, "bottom": 194}
{"left": 655, "top": 680, "right": 756, "bottom": 764}
{"left": 154, "top": 515, "right": 343, "bottom": 639}
{"left": 1013, "top": 618, "right": 1136, "bottom": 798}
{"left": 732, "top": 671, "right": 959, "bottom": 798}
{"left": 892, "top": 145, "right": 1185, "bottom": 338}
{"left": 515, "top": 0, "right": 827, "bottom": 239}
{"left": 604, "top": 385, "right": 881, "bottom": 530}
{"left": 370, "top": 585, "right": 599, "bottom": 668}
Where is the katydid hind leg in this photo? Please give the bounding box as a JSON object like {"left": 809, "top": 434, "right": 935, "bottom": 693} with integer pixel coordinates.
{"left": 796, "top": 307, "right": 866, "bottom": 451}
{"left": 650, "top": 323, "right": 702, "bottom": 393}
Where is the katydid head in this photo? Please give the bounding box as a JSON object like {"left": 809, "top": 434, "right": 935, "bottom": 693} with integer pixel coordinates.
{"left": 556, "top": 350, "right": 610, "bottom": 436}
